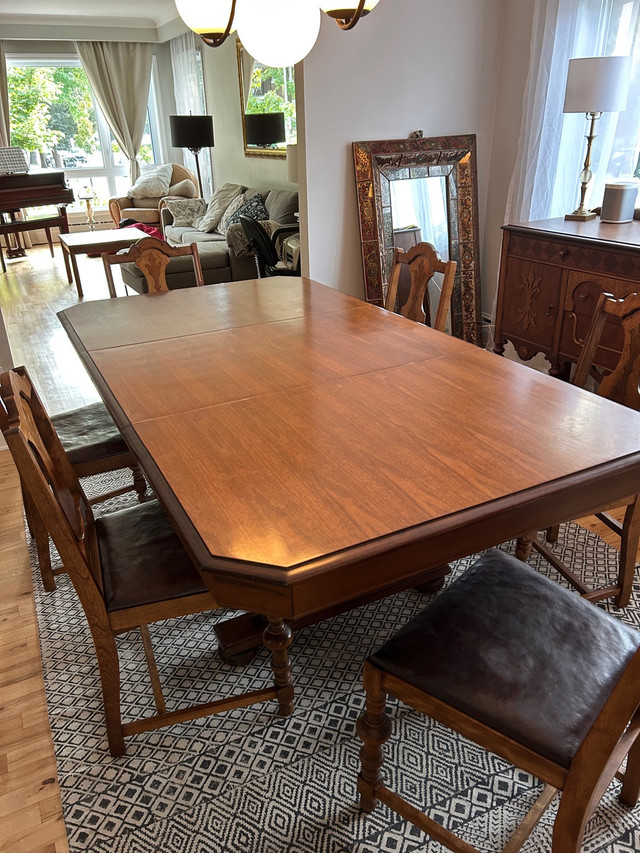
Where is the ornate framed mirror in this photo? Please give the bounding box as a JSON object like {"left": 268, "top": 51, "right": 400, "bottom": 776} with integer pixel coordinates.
{"left": 237, "top": 41, "right": 296, "bottom": 159}
{"left": 353, "top": 135, "right": 482, "bottom": 345}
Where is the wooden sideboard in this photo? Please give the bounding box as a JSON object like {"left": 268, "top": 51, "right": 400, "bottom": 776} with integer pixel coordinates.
{"left": 494, "top": 218, "right": 640, "bottom": 377}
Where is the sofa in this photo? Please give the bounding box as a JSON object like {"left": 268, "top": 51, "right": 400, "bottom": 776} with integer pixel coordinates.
{"left": 108, "top": 163, "right": 198, "bottom": 227}
{"left": 161, "top": 183, "right": 298, "bottom": 283}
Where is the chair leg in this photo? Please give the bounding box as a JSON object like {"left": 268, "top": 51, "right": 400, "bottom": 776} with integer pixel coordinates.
{"left": 546, "top": 524, "right": 560, "bottom": 543}
{"left": 131, "top": 464, "right": 147, "bottom": 502}
{"left": 616, "top": 495, "right": 640, "bottom": 608}
{"left": 357, "top": 665, "right": 393, "bottom": 812}
{"left": 551, "top": 784, "right": 589, "bottom": 853}
{"left": 87, "top": 623, "right": 125, "bottom": 756}
{"left": 516, "top": 532, "right": 536, "bottom": 562}
{"left": 620, "top": 733, "right": 640, "bottom": 807}
{"left": 139, "top": 624, "right": 166, "bottom": 714}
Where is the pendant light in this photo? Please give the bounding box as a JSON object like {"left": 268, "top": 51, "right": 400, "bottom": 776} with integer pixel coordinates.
{"left": 175, "top": 0, "right": 237, "bottom": 47}
{"left": 236, "top": 0, "right": 321, "bottom": 67}
{"left": 320, "top": 0, "right": 380, "bottom": 30}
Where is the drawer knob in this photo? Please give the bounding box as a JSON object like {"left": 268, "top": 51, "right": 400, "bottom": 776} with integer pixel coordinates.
{"left": 558, "top": 248, "right": 568, "bottom": 258}
{"left": 546, "top": 304, "right": 555, "bottom": 316}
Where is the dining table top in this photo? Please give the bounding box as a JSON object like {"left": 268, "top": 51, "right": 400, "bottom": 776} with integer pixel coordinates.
{"left": 58, "top": 276, "right": 640, "bottom": 620}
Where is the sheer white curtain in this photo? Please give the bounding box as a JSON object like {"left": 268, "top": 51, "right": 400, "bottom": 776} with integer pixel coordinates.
{"left": 0, "top": 42, "right": 10, "bottom": 148}
{"left": 75, "top": 41, "right": 153, "bottom": 185}
{"left": 507, "top": 0, "right": 640, "bottom": 224}
{"left": 170, "top": 32, "right": 213, "bottom": 198}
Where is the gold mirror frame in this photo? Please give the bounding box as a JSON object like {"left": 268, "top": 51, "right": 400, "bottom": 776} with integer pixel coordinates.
{"left": 353, "top": 135, "right": 482, "bottom": 345}
{"left": 237, "top": 41, "right": 294, "bottom": 160}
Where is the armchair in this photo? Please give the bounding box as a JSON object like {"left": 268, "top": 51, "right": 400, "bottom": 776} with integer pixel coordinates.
{"left": 108, "top": 164, "right": 197, "bottom": 227}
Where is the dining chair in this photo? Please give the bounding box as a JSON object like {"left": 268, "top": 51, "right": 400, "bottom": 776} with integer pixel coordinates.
{"left": 384, "top": 241, "right": 457, "bottom": 333}
{"left": 102, "top": 237, "right": 205, "bottom": 297}
{"left": 517, "top": 290, "right": 640, "bottom": 607}
{"left": 239, "top": 215, "right": 299, "bottom": 278}
{"left": 357, "top": 548, "right": 640, "bottom": 853}
{"left": 0, "top": 367, "right": 283, "bottom": 756}
{"left": 12, "top": 365, "right": 146, "bottom": 592}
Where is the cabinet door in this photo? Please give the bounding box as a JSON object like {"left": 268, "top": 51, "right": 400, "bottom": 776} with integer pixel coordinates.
{"left": 559, "top": 271, "right": 636, "bottom": 371}
{"left": 500, "top": 257, "right": 562, "bottom": 358}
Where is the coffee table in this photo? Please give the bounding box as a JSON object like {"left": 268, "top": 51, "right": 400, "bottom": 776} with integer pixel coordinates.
{"left": 59, "top": 226, "right": 149, "bottom": 298}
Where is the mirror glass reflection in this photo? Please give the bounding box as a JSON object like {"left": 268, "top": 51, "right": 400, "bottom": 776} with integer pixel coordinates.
{"left": 352, "top": 136, "right": 483, "bottom": 345}
{"left": 237, "top": 41, "right": 296, "bottom": 158}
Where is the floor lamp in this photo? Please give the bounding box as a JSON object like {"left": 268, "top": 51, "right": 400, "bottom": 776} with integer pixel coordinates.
{"left": 563, "top": 55, "right": 631, "bottom": 221}
{"left": 169, "top": 115, "right": 214, "bottom": 198}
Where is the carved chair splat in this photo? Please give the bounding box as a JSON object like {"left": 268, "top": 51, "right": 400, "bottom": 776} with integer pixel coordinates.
{"left": 102, "top": 237, "right": 205, "bottom": 297}
{"left": 385, "top": 241, "right": 457, "bottom": 333}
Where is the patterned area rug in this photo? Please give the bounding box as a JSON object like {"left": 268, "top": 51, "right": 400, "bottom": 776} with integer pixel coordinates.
{"left": 30, "top": 472, "right": 640, "bottom": 852}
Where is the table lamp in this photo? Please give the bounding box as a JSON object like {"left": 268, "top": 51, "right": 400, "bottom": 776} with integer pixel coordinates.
{"left": 244, "top": 113, "right": 286, "bottom": 148}
{"left": 563, "top": 55, "right": 631, "bottom": 221}
{"left": 169, "top": 115, "right": 214, "bottom": 197}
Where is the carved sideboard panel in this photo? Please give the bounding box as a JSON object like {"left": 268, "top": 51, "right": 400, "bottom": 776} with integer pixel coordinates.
{"left": 494, "top": 218, "right": 640, "bottom": 375}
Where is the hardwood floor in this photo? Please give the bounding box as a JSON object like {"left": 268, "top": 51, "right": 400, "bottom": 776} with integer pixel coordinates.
{"left": 0, "top": 244, "right": 636, "bottom": 852}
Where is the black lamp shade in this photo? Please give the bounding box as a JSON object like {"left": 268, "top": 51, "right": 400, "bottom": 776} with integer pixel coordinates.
{"left": 170, "top": 115, "right": 214, "bottom": 151}
{"left": 245, "top": 112, "right": 286, "bottom": 146}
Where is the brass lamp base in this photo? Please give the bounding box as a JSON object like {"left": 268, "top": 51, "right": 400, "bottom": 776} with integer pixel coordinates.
{"left": 565, "top": 210, "right": 597, "bottom": 221}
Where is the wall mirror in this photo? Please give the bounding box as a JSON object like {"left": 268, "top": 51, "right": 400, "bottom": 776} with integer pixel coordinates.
{"left": 237, "top": 41, "right": 296, "bottom": 159}
{"left": 352, "top": 135, "right": 482, "bottom": 345}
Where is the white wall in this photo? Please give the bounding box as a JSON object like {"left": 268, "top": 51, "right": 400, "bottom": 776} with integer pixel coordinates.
{"left": 301, "top": 0, "right": 508, "bottom": 302}
{"left": 482, "top": 0, "right": 535, "bottom": 318}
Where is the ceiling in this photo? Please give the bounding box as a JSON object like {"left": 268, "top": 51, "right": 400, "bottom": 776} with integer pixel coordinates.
{"left": 0, "top": 0, "right": 183, "bottom": 34}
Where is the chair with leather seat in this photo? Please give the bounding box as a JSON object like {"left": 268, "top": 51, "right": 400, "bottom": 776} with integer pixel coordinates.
{"left": 102, "top": 237, "right": 205, "bottom": 297}
{"left": 0, "top": 367, "right": 284, "bottom": 757}
{"left": 357, "top": 548, "right": 640, "bottom": 853}
{"left": 13, "top": 365, "right": 146, "bottom": 592}
{"left": 239, "top": 215, "right": 299, "bottom": 278}
{"left": 385, "top": 241, "right": 457, "bottom": 333}
{"left": 517, "top": 290, "right": 640, "bottom": 607}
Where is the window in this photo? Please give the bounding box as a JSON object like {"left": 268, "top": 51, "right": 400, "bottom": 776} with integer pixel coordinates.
{"left": 548, "top": 1, "right": 640, "bottom": 217}
{"left": 6, "top": 54, "right": 162, "bottom": 212}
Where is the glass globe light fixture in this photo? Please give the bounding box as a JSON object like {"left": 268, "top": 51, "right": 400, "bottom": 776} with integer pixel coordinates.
{"left": 175, "top": 0, "right": 237, "bottom": 47}
{"left": 320, "top": 0, "right": 380, "bottom": 30}
{"left": 236, "top": 0, "right": 321, "bottom": 67}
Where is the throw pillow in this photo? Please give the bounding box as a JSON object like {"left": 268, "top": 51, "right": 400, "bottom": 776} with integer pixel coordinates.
{"left": 224, "top": 195, "right": 270, "bottom": 230}
{"left": 216, "top": 193, "right": 248, "bottom": 235}
{"left": 168, "top": 178, "right": 196, "bottom": 199}
{"left": 194, "top": 182, "right": 244, "bottom": 232}
{"left": 128, "top": 163, "right": 173, "bottom": 199}
{"left": 164, "top": 197, "right": 207, "bottom": 227}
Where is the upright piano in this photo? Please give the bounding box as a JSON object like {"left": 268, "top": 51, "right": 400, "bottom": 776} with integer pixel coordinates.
{"left": 0, "top": 170, "right": 75, "bottom": 272}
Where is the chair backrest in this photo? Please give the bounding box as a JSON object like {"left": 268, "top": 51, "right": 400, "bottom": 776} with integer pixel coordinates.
{"left": 102, "top": 238, "right": 205, "bottom": 297}
{"left": 385, "top": 241, "right": 457, "bottom": 334}
{"left": 239, "top": 215, "right": 280, "bottom": 270}
{"left": 573, "top": 290, "right": 640, "bottom": 409}
{"left": 0, "top": 367, "right": 103, "bottom": 595}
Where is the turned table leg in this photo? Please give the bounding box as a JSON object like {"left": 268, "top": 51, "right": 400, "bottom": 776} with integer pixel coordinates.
{"left": 516, "top": 531, "right": 537, "bottom": 562}
{"left": 263, "top": 617, "right": 294, "bottom": 717}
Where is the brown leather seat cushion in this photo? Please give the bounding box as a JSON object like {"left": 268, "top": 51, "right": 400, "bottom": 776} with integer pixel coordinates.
{"left": 368, "top": 549, "right": 640, "bottom": 767}
{"left": 96, "top": 500, "right": 208, "bottom": 612}
{"left": 51, "top": 402, "right": 128, "bottom": 465}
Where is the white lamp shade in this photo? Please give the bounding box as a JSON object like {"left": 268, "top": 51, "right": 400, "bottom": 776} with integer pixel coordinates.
{"left": 563, "top": 55, "right": 631, "bottom": 113}
{"left": 175, "top": 0, "right": 236, "bottom": 35}
{"left": 286, "top": 144, "right": 298, "bottom": 182}
{"left": 236, "top": 0, "right": 321, "bottom": 67}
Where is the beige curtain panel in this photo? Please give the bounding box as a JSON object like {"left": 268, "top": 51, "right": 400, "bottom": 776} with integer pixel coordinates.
{"left": 75, "top": 41, "right": 153, "bottom": 185}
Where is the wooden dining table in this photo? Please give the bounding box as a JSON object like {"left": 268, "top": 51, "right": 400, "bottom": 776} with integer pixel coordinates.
{"left": 58, "top": 276, "right": 640, "bottom": 713}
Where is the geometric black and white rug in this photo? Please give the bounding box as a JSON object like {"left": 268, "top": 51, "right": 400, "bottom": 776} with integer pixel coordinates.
{"left": 30, "top": 473, "right": 640, "bottom": 851}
